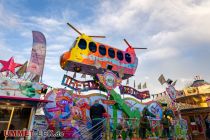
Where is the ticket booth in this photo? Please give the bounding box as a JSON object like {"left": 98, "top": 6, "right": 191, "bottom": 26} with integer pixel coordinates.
{"left": 0, "top": 76, "right": 50, "bottom": 139}
{"left": 0, "top": 96, "right": 50, "bottom": 140}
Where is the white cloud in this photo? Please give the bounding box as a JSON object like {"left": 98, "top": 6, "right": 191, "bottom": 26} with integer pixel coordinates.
{"left": 141, "top": 47, "right": 179, "bottom": 61}
{"left": 144, "top": 76, "right": 150, "bottom": 80}
{"left": 180, "top": 78, "right": 193, "bottom": 83}
{"left": 0, "top": 2, "right": 19, "bottom": 28}
{"left": 47, "top": 44, "right": 66, "bottom": 51}
{"left": 30, "top": 17, "right": 62, "bottom": 27}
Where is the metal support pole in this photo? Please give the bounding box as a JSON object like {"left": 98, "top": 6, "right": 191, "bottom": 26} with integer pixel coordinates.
{"left": 5, "top": 107, "right": 15, "bottom": 140}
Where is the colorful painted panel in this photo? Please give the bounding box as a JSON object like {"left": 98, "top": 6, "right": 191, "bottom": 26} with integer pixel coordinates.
{"left": 43, "top": 89, "right": 109, "bottom": 138}
{"left": 147, "top": 102, "right": 163, "bottom": 119}
{"left": 97, "top": 71, "right": 121, "bottom": 91}
{"left": 166, "top": 85, "right": 177, "bottom": 101}
{"left": 0, "top": 76, "right": 42, "bottom": 98}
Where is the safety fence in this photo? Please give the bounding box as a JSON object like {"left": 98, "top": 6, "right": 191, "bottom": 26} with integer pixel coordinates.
{"left": 74, "top": 117, "right": 188, "bottom": 140}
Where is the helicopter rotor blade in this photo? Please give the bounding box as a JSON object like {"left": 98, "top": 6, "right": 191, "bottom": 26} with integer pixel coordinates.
{"left": 133, "top": 47, "right": 147, "bottom": 49}
{"left": 88, "top": 35, "right": 106, "bottom": 38}
{"left": 123, "top": 39, "right": 132, "bottom": 48}
{"left": 124, "top": 39, "right": 147, "bottom": 50}
{"left": 67, "top": 23, "right": 82, "bottom": 35}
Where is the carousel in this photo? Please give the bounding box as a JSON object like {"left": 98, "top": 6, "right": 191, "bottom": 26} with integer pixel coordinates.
{"left": 176, "top": 76, "right": 210, "bottom": 140}
{"left": 154, "top": 76, "right": 210, "bottom": 140}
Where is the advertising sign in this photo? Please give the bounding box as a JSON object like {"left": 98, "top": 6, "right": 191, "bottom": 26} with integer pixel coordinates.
{"left": 147, "top": 102, "right": 163, "bottom": 119}
{"left": 61, "top": 74, "right": 100, "bottom": 91}
{"left": 166, "top": 85, "right": 177, "bottom": 101}
{"left": 120, "top": 85, "right": 150, "bottom": 100}
{"left": 97, "top": 71, "right": 121, "bottom": 90}
{"left": 184, "top": 87, "right": 198, "bottom": 96}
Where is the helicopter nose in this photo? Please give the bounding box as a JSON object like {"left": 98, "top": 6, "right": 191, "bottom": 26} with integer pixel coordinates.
{"left": 60, "top": 52, "right": 70, "bottom": 68}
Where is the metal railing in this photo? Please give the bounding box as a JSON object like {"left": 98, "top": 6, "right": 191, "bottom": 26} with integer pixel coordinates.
{"left": 49, "top": 117, "right": 188, "bottom": 140}
{"left": 72, "top": 118, "right": 106, "bottom": 140}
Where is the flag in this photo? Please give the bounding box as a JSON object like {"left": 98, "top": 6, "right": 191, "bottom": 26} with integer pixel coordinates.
{"left": 31, "top": 75, "right": 40, "bottom": 82}
{"left": 16, "top": 61, "right": 28, "bottom": 78}
{"left": 164, "top": 91, "right": 167, "bottom": 95}
{"left": 172, "top": 80, "right": 177, "bottom": 86}
{"left": 138, "top": 83, "right": 141, "bottom": 89}
{"left": 134, "top": 80, "right": 136, "bottom": 88}
{"left": 126, "top": 79, "right": 129, "bottom": 85}
{"left": 73, "top": 72, "right": 76, "bottom": 78}
{"left": 166, "top": 79, "right": 173, "bottom": 85}
{"left": 158, "top": 74, "right": 166, "bottom": 85}
{"left": 27, "top": 31, "right": 46, "bottom": 77}
{"left": 142, "top": 82, "right": 147, "bottom": 89}
{"left": 81, "top": 73, "right": 86, "bottom": 78}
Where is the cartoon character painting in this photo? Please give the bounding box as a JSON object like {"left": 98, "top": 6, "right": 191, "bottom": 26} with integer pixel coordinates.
{"left": 76, "top": 98, "right": 90, "bottom": 122}
{"left": 44, "top": 89, "right": 94, "bottom": 138}
{"left": 44, "top": 89, "right": 81, "bottom": 138}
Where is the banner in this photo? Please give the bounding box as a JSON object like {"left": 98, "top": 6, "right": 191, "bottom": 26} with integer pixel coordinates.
{"left": 27, "top": 31, "right": 46, "bottom": 76}
{"left": 61, "top": 74, "right": 100, "bottom": 91}
{"left": 120, "top": 85, "right": 150, "bottom": 100}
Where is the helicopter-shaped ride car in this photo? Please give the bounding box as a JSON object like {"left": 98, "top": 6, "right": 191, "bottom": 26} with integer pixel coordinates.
{"left": 60, "top": 23, "right": 146, "bottom": 79}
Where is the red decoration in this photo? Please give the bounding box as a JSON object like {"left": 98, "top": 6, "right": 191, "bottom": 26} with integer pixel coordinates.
{"left": 101, "top": 99, "right": 116, "bottom": 105}
{"left": 0, "top": 57, "right": 22, "bottom": 76}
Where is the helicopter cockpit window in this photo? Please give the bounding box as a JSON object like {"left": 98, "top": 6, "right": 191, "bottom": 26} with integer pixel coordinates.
{"left": 89, "top": 42, "right": 97, "bottom": 53}
{"left": 125, "top": 53, "right": 131, "bottom": 63}
{"left": 117, "top": 51, "right": 124, "bottom": 61}
{"left": 99, "top": 45, "right": 106, "bottom": 56}
{"left": 108, "top": 48, "right": 115, "bottom": 58}
{"left": 78, "top": 39, "right": 87, "bottom": 50}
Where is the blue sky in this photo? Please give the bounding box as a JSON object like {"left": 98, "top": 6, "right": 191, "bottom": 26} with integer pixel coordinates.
{"left": 1, "top": 0, "right": 210, "bottom": 96}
